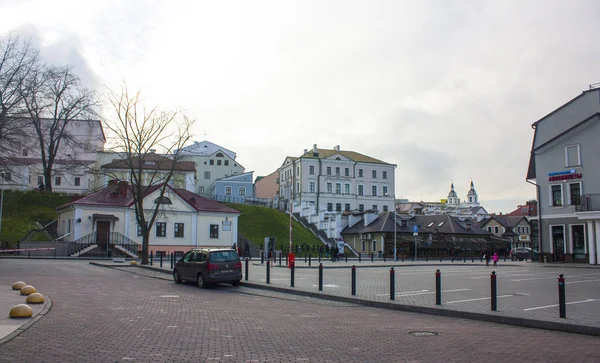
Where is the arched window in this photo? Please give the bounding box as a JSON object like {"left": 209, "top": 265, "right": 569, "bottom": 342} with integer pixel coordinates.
{"left": 155, "top": 197, "right": 172, "bottom": 205}
{"left": 216, "top": 152, "right": 224, "bottom": 157}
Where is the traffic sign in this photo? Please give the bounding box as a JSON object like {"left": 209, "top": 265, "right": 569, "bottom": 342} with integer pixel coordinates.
{"left": 412, "top": 225, "right": 419, "bottom": 233}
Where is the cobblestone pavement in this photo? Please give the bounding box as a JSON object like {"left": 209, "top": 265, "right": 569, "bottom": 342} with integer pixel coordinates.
{"left": 1, "top": 259, "right": 600, "bottom": 362}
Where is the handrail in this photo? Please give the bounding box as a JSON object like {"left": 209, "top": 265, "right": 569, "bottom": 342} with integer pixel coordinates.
{"left": 68, "top": 232, "right": 139, "bottom": 256}
{"left": 576, "top": 193, "right": 600, "bottom": 212}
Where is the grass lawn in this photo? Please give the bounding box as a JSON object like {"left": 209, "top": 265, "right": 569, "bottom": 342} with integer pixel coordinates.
{"left": 223, "top": 203, "right": 322, "bottom": 250}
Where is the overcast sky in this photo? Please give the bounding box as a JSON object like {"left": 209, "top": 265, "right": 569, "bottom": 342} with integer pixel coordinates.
{"left": 2, "top": 0, "right": 599, "bottom": 213}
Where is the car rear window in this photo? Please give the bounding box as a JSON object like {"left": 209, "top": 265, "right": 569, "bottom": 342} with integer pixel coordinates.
{"left": 209, "top": 251, "right": 239, "bottom": 262}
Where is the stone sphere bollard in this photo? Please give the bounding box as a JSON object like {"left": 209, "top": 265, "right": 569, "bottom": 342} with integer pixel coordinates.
{"left": 26, "top": 293, "right": 45, "bottom": 304}
{"left": 130, "top": 261, "right": 138, "bottom": 266}
{"left": 9, "top": 304, "right": 33, "bottom": 318}
{"left": 20, "top": 285, "right": 37, "bottom": 296}
{"left": 12, "top": 281, "right": 26, "bottom": 290}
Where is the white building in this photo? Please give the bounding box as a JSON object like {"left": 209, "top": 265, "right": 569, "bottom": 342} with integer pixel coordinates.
{"left": 177, "top": 141, "right": 246, "bottom": 197}
{"left": 279, "top": 144, "right": 396, "bottom": 239}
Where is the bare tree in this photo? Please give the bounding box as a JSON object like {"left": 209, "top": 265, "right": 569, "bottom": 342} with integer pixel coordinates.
{"left": 19, "top": 65, "right": 99, "bottom": 191}
{"left": 104, "top": 85, "right": 194, "bottom": 264}
{"left": 0, "top": 33, "right": 39, "bottom": 159}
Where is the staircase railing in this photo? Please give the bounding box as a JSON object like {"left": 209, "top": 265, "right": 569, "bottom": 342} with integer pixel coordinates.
{"left": 68, "top": 232, "right": 97, "bottom": 256}
{"left": 238, "top": 233, "right": 260, "bottom": 258}
{"left": 68, "top": 232, "right": 139, "bottom": 257}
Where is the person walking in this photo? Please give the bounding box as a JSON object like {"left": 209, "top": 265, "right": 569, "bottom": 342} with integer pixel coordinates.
{"left": 484, "top": 250, "right": 491, "bottom": 267}
{"left": 493, "top": 252, "right": 499, "bottom": 267}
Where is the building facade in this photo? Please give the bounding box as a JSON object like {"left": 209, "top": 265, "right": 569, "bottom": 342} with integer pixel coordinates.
{"left": 212, "top": 171, "right": 255, "bottom": 203}
{"left": 254, "top": 170, "right": 279, "bottom": 200}
{"left": 527, "top": 84, "right": 600, "bottom": 264}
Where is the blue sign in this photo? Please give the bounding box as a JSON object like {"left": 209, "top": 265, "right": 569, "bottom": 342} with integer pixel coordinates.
{"left": 413, "top": 225, "right": 419, "bottom": 233}
{"left": 548, "top": 169, "right": 576, "bottom": 177}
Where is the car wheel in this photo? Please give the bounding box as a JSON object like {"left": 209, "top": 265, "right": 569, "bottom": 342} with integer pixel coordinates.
{"left": 231, "top": 280, "right": 240, "bottom": 287}
{"left": 197, "top": 273, "right": 206, "bottom": 289}
{"left": 173, "top": 270, "right": 182, "bottom": 284}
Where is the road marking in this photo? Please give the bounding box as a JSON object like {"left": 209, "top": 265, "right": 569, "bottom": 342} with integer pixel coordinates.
{"left": 446, "top": 295, "right": 513, "bottom": 304}
{"left": 385, "top": 288, "right": 470, "bottom": 298}
{"left": 523, "top": 299, "right": 596, "bottom": 311}
{"left": 376, "top": 289, "right": 428, "bottom": 296}
{"left": 512, "top": 272, "right": 600, "bottom": 282}
{"left": 565, "top": 279, "right": 600, "bottom": 284}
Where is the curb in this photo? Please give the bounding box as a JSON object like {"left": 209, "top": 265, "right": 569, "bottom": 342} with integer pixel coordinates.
{"left": 92, "top": 261, "right": 600, "bottom": 336}
{"left": 0, "top": 294, "right": 53, "bottom": 346}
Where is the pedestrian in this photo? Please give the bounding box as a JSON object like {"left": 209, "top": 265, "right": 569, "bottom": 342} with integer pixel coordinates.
{"left": 493, "top": 252, "right": 498, "bottom": 267}
{"left": 484, "top": 250, "right": 491, "bottom": 267}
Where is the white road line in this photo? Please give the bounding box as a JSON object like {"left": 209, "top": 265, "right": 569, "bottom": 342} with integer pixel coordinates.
{"left": 384, "top": 288, "right": 471, "bottom": 298}
{"left": 523, "top": 299, "right": 596, "bottom": 311}
{"left": 564, "top": 279, "right": 600, "bottom": 284}
{"left": 376, "top": 289, "right": 429, "bottom": 296}
{"left": 512, "top": 272, "right": 600, "bottom": 282}
{"left": 446, "top": 295, "right": 513, "bottom": 304}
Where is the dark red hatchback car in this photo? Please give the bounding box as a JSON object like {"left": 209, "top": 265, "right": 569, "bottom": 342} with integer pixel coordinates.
{"left": 173, "top": 248, "right": 242, "bottom": 288}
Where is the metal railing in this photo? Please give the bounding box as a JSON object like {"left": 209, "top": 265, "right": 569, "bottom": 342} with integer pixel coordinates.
{"left": 68, "top": 232, "right": 139, "bottom": 257}
{"left": 576, "top": 194, "right": 600, "bottom": 212}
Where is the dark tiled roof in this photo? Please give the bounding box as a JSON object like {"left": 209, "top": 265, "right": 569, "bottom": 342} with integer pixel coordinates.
{"left": 300, "top": 148, "right": 392, "bottom": 165}
{"left": 101, "top": 153, "right": 195, "bottom": 172}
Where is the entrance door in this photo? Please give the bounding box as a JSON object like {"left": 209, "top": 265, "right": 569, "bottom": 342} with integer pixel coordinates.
{"left": 552, "top": 226, "right": 565, "bottom": 262}
{"left": 572, "top": 225, "right": 586, "bottom": 260}
{"left": 96, "top": 221, "right": 111, "bottom": 251}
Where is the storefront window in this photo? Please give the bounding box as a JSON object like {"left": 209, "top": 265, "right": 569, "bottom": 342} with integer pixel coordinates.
{"left": 572, "top": 225, "right": 585, "bottom": 260}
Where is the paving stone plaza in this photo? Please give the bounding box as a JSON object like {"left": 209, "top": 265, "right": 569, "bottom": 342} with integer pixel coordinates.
{"left": 1, "top": 258, "right": 599, "bottom": 362}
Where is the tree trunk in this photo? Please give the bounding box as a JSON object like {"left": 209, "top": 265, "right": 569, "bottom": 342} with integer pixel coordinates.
{"left": 141, "top": 233, "right": 149, "bottom": 264}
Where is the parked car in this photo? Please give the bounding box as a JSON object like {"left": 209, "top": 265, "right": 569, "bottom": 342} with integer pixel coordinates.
{"left": 510, "top": 247, "right": 532, "bottom": 261}
{"left": 173, "top": 248, "right": 242, "bottom": 288}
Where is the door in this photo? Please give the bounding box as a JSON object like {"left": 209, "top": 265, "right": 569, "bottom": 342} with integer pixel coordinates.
{"left": 96, "top": 221, "right": 111, "bottom": 251}
{"left": 572, "top": 225, "right": 586, "bottom": 260}
{"left": 552, "top": 226, "right": 565, "bottom": 262}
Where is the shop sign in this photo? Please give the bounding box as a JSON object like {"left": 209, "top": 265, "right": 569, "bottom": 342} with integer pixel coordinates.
{"left": 548, "top": 173, "right": 582, "bottom": 181}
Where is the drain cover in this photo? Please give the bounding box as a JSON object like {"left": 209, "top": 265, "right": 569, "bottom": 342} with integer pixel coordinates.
{"left": 408, "top": 331, "right": 440, "bottom": 337}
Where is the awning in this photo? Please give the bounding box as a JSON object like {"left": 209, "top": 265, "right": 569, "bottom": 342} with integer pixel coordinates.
{"left": 92, "top": 214, "right": 119, "bottom": 221}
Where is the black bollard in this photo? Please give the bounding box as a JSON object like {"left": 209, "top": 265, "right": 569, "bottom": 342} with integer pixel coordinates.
{"left": 345, "top": 254, "right": 348, "bottom": 263}
{"left": 472, "top": 255, "right": 474, "bottom": 263}
{"left": 318, "top": 263, "right": 323, "bottom": 291}
{"left": 390, "top": 267, "right": 395, "bottom": 300}
{"left": 464, "top": 255, "right": 466, "bottom": 263}
{"left": 279, "top": 252, "right": 282, "bottom": 266}
{"left": 160, "top": 253, "right": 163, "bottom": 268}
{"left": 558, "top": 274, "right": 566, "bottom": 318}
{"left": 351, "top": 265, "right": 356, "bottom": 296}
{"left": 150, "top": 251, "right": 153, "bottom": 266}
{"left": 318, "top": 254, "right": 321, "bottom": 263}
{"left": 435, "top": 269, "right": 441, "bottom": 305}
{"left": 371, "top": 252, "right": 374, "bottom": 262}
{"left": 305, "top": 253, "right": 307, "bottom": 263}
{"left": 170, "top": 252, "right": 174, "bottom": 269}
{"left": 309, "top": 255, "right": 312, "bottom": 267}
{"left": 290, "top": 262, "right": 295, "bottom": 287}
{"left": 261, "top": 251, "right": 264, "bottom": 264}
{"left": 266, "top": 261, "right": 271, "bottom": 284}
{"left": 491, "top": 271, "right": 497, "bottom": 311}
{"left": 245, "top": 258, "right": 249, "bottom": 281}
{"left": 452, "top": 255, "right": 454, "bottom": 263}
{"left": 359, "top": 253, "right": 362, "bottom": 263}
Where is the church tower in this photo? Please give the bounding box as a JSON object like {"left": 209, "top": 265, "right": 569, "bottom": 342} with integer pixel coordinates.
{"left": 466, "top": 180, "right": 479, "bottom": 207}
{"left": 446, "top": 183, "right": 460, "bottom": 205}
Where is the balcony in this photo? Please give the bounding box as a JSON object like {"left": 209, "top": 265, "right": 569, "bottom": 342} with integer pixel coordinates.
{"left": 576, "top": 194, "right": 600, "bottom": 212}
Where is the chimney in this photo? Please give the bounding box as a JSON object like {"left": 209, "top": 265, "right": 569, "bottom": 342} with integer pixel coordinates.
{"left": 149, "top": 149, "right": 156, "bottom": 153}
{"left": 118, "top": 181, "right": 128, "bottom": 197}
{"left": 303, "top": 149, "right": 308, "bottom": 154}
{"left": 334, "top": 145, "right": 340, "bottom": 151}
{"left": 312, "top": 144, "right": 318, "bottom": 156}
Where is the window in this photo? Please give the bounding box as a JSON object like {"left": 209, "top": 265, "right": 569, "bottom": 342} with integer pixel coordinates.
{"left": 68, "top": 219, "right": 71, "bottom": 233}
{"left": 327, "top": 167, "right": 332, "bottom": 175}
{"left": 358, "top": 169, "right": 363, "bottom": 177}
{"left": 383, "top": 171, "right": 387, "bottom": 179}
{"left": 345, "top": 168, "right": 349, "bottom": 176}
{"left": 551, "top": 184, "right": 563, "bottom": 206}
{"left": 74, "top": 177, "right": 81, "bottom": 186}
{"left": 199, "top": 186, "right": 204, "bottom": 194}
{"left": 336, "top": 203, "right": 342, "bottom": 212}
{"left": 526, "top": 226, "right": 530, "bottom": 234}
{"left": 383, "top": 205, "right": 388, "bottom": 212}
{"left": 372, "top": 240, "right": 376, "bottom": 251}
{"left": 335, "top": 167, "right": 340, "bottom": 175}
{"left": 210, "top": 224, "right": 219, "bottom": 238}
{"left": 174, "top": 223, "right": 184, "bottom": 238}
{"left": 372, "top": 170, "right": 377, "bottom": 178}
{"left": 382, "top": 186, "right": 388, "bottom": 195}
{"left": 335, "top": 183, "right": 341, "bottom": 194}
{"left": 494, "top": 226, "right": 499, "bottom": 234}
{"left": 345, "top": 203, "right": 351, "bottom": 211}
{"left": 327, "top": 183, "right": 332, "bottom": 193}
{"left": 359, "top": 204, "right": 364, "bottom": 212}
{"left": 344, "top": 183, "right": 350, "bottom": 194}
{"left": 372, "top": 185, "right": 377, "bottom": 196}
{"left": 204, "top": 171, "right": 210, "bottom": 179}
{"left": 569, "top": 182, "right": 581, "bottom": 205}
{"left": 362, "top": 241, "right": 366, "bottom": 252}
{"left": 156, "top": 222, "right": 167, "bottom": 237}
{"left": 217, "top": 160, "right": 222, "bottom": 166}
{"left": 239, "top": 187, "right": 246, "bottom": 195}
{"left": 137, "top": 223, "right": 144, "bottom": 236}
{"left": 38, "top": 176, "right": 43, "bottom": 186}
{"left": 487, "top": 226, "right": 492, "bottom": 232}
{"left": 22, "top": 149, "right": 28, "bottom": 156}
{"left": 309, "top": 181, "right": 315, "bottom": 193}
{"left": 517, "top": 226, "right": 521, "bottom": 234}
{"left": 209, "top": 159, "right": 214, "bottom": 165}
{"left": 296, "top": 167, "right": 299, "bottom": 175}
{"left": 327, "top": 203, "right": 333, "bottom": 212}
{"left": 3, "top": 172, "right": 12, "bottom": 182}
{"left": 216, "top": 152, "right": 224, "bottom": 157}
{"left": 309, "top": 165, "right": 315, "bottom": 174}
{"left": 225, "top": 186, "right": 232, "bottom": 195}
{"left": 55, "top": 176, "right": 61, "bottom": 186}
{"left": 565, "top": 144, "right": 581, "bottom": 167}
{"left": 358, "top": 185, "right": 364, "bottom": 196}
{"left": 224, "top": 160, "right": 229, "bottom": 166}
{"left": 372, "top": 204, "right": 377, "bottom": 211}
{"left": 155, "top": 197, "right": 172, "bottom": 204}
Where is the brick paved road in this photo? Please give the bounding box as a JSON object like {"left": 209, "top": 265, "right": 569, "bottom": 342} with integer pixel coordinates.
{"left": 1, "top": 259, "right": 599, "bottom": 363}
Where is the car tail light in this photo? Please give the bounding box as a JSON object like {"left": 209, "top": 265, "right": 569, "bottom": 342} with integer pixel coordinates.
{"left": 207, "top": 263, "right": 218, "bottom": 271}
{"left": 235, "top": 262, "right": 242, "bottom": 269}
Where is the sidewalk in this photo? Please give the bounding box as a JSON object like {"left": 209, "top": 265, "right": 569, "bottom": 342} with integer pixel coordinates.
{"left": 0, "top": 285, "right": 50, "bottom": 343}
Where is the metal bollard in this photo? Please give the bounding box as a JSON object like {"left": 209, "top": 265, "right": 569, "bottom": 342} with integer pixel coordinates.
{"left": 318, "top": 263, "right": 323, "bottom": 291}
{"left": 279, "top": 252, "right": 282, "bottom": 266}
{"left": 245, "top": 258, "right": 249, "bottom": 281}
{"left": 261, "top": 251, "right": 264, "bottom": 264}
{"left": 345, "top": 254, "right": 348, "bottom": 263}
{"left": 435, "top": 269, "right": 441, "bottom": 305}
{"left": 170, "top": 252, "right": 174, "bottom": 269}
{"left": 318, "top": 254, "right": 321, "bottom": 263}
{"left": 371, "top": 253, "right": 374, "bottom": 262}
{"left": 160, "top": 253, "right": 163, "bottom": 268}
{"left": 309, "top": 255, "right": 312, "bottom": 267}
{"left": 464, "top": 255, "right": 466, "bottom": 263}
{"left": 558, "top": 274, "right": 566, "bottom": 318}
{"left": 359, "top": 253, "right": 362, "bottom": 263}
{"left": 266, "top": 261, "right": 271, "bottom": 284}
{"left": 290, "top": 262, "right": 295, "bottom": 287}
{"left": 150, "top": 251, "right": 153, "bottom": 265}
{"left": 305, "top": 253, "right": 308, "bottom": 263}
{"left": 491, "top": 271, "right": 497, "bottom": 311}
{"left": 351, "top": 265, "right": 356, "bottom": 296}
{"left": 390, "top": 267, "right": 395, "bottom": 300}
